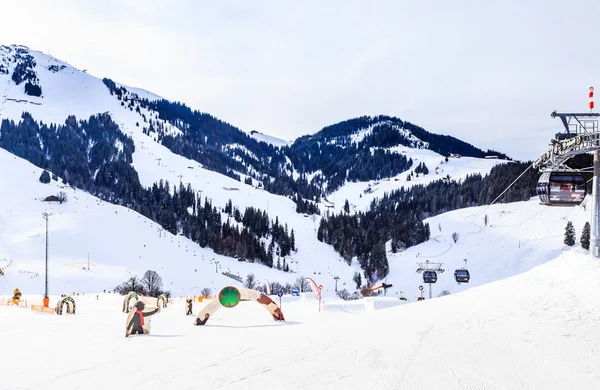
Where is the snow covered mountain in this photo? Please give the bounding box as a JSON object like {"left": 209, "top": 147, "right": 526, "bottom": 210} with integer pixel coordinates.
{"left": 0, "top": 148, "right": 357, "bottom": 296}
{"left": 0, "top": 45, "right": 508, "bottom": 201}
{"left": 0, "top": 44, "right": 535, "bottom": 297}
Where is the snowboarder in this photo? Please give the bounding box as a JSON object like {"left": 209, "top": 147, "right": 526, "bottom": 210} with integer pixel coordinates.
{"left": 125, "top": 301, "right": 160, "bottom": 337}
{"left": 186, "top": 299, "right": 193, "bottom": 315}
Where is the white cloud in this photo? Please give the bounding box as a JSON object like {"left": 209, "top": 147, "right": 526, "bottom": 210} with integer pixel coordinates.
{"left": 1, "top": 0, "right": 599, "bottom": 160}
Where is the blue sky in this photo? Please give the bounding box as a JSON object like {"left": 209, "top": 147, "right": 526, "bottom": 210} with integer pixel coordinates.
{"left": 2, "top": 0, "right": 599, "bottom": 160}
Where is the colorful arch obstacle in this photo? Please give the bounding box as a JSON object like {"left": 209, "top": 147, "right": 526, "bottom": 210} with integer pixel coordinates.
{"left": 156, "top": 294, "right": 168, "bottom": 308}
{"left": 125, "top": 301, "right": 161, "bottom": 337}
{"left": 194, "top": 286, "right": 285, "bottom": 326}
{"left": 122, "top": 291, "right": 139, "bottom": 313}
{"left": 56, "top": 296, "right": 76, "bottom": 315}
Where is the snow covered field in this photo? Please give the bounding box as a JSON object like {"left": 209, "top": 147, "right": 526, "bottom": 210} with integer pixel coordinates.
{"left": 1, "top": 251, "right": 599, "bottom": 390}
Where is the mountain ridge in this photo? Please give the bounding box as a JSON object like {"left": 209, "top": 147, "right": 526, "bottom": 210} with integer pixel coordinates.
{"left": 0, "top": 44, "right": 526, "bottom": 286}
{"left": 1, "top": 44, "right": 510, "bottom": 200}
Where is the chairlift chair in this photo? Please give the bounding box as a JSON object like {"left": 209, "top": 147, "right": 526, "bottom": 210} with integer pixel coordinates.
{"left": 422, "top": 270, "right": 437, "bottom": 283}
{"left": 536, "top": 170, "right": 586, "bottom": 206}
{"left": 454, "top": 269, "right": 470, "bottom": 283}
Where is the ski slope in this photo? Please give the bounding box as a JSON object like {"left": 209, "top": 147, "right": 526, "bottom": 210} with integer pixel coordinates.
{"left": 0, "top": 148, "right": 357, "bottom": 297}
{"left": 384, "top": 198, "right": 590, "bottom": 300}
{"left": 0, "top": 45, "right": 590, "bottom": 304}
{"left": 248, "top": 130, "right": 291, "bottom": 147}
{"left": 1, "top": 251, "right": 599, "bottom": 389}
{"left": 0, "top": 46, "right": 360, "bottom": 294}
{"left": 323, "top": 150, "right": 504, "bottom": 213}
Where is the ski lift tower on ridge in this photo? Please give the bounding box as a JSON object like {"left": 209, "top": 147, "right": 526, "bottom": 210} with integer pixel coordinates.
{"left": 415, "top": 260, "right": 444, "bottom": 299}
{"left": 534, "top": 86, "right": 600, "bottom": 257}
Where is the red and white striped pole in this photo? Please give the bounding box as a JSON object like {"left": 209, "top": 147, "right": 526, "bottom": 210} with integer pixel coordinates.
{"left": 589, "top": 86, "right": 594, "bottom": 111}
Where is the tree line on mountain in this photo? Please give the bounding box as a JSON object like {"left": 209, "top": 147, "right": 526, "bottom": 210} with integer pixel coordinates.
{"left": 101, "top": 79, "right": 510, "bottom": 203}
{"left": 0, "top": 112, "right": 295, "bottom": 269}
{"left": 103, "top": 78, "right": 324, "bottom": 202}
{"left": 318, "top": 161, "right": 538, "bottom": 284}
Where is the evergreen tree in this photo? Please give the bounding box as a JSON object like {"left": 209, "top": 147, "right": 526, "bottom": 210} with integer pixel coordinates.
{"left": 317, "top": 219, "right": 325, "bottom": 242}
{"left": 581, "top": 221, "right": 591, "bottom": 250}
{"left": 369, "top": 241, "right": 388, "bottom": 281}
{"left": 564, "top": 221, "right": 576, "bottom": 246}
{"left": 39, "top": 170, "right": 51, "bottom": 184}
{"left": 344, "top": 199, "right": 350, "bottom": 213}
{"left": 353, "top": 272, "right": 362, "bottom": 290}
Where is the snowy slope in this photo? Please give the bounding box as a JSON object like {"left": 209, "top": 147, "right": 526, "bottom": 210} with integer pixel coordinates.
{"left": 323, "top": 150, "right": 504, "bottom": 213}
{"left": 249, "top": 130, "right": 291, "bottom": 147}
{"left": 383, "top": 198, "right": 590, "bottom": 300}
{"left": 0, "top": 45, "right": 533, "bottom": 301}
{"left": 0, "top": 45, "right": 360, "bottom": 293}
{"left": 0, "top": 148, "right": 357, "bottom": 297}
{"left": 1, "top": 251, "right": 599, "bottom": 389}
{"left": 1, "top": 45, "right": 505, "bottom": 217}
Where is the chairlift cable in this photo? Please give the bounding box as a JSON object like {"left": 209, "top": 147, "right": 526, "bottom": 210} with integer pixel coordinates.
{"left": 491, "top": 206, "right": 549, "bottom": 243}
{"left": 472, "top": 162, "right": 534, "bottom": 224}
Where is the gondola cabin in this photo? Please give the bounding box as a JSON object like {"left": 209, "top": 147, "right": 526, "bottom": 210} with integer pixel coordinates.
{"left": 536, "top": 171, "right": 586, "bottom": 206}
{"left": 422, "top": 270, "right": 437, "bottom": 283}
{"left": 454, "top": 269, "right": 470, "bottom": 283}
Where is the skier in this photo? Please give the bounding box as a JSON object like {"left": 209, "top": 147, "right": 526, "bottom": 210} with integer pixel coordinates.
{"left": 126, "top": 301, "right": 160, "bottom": 337}
{"left": 186, "top": 299, "right": 193, "bottom": 315}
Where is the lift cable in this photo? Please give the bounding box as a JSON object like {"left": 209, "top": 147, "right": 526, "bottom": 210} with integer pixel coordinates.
{"left": 471, "top": 161, "right": 534, "bottom": 224}
{"left": 491, "top": 206, "right": 549, "bottom": 243}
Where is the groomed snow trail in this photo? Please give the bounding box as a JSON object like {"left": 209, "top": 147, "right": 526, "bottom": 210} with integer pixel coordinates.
{"left": 1, "top": 252, "right": 599, "bottom": 389}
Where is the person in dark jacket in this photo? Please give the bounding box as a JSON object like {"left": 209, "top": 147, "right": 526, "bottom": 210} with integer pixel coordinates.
{"left": 186, "top": 299, "right": 193, "bottom": 315}
{"left": 126, "top": 301, "right": 160, "bottom": 337}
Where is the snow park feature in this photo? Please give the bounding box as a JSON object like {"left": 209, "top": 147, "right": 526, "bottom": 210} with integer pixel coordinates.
{"left": 12, "top": 288, "right": 21, "bottom": 305}
{"left": 156, "top": 293, "right": 168, "bottom": 308}
{"left": 122, "top": 292, "right": 139, "bottom": 313}
{"left": 219, "top": 286, "right": 241, "bottom": 308}
{"left": 194, "top": 287, "right": 285, "bottom": 326}
{"left": 56, "top": 296, "right": 75, "bottom": 315}
{"left": 305, "top": 277, "right": 322, "bottom": 312}
{"left": 125, "top": 301, "right": 161, "bottom": 337}
{"left": 363, "top": 282, "right": 393, "bottom": 296}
